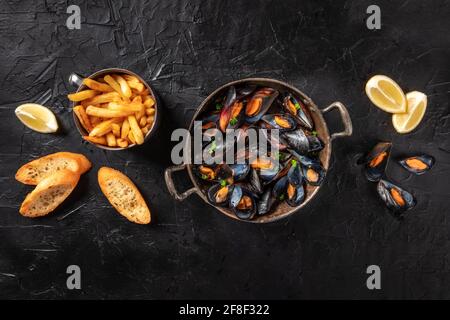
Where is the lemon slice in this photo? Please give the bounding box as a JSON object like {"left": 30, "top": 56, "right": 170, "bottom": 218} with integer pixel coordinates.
{"left": 365, "top": 75, "right": 407, "bottom": 113}
{"left": 15, "top": 103, "right": 58, "bottom": 133}
{"left": 392, "top": 91, "right": 427, "bottom": 134}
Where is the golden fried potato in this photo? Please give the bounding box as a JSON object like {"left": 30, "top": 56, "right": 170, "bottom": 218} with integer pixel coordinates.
{"left": 68, "top": 90, "right": 98, "bottom": 102}
{"left": 83, "top": 79, "right": 113, "bottom": 92}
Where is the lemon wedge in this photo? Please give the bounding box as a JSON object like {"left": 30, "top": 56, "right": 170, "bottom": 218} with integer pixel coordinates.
{"left": 15, "top": 103, "right": 58, "bottom": 133}
{"left": 392, "top": 91, "right": 427, "bottom": 134}
{"left": 365, "top": 75, "right": 407, "bottom": 113}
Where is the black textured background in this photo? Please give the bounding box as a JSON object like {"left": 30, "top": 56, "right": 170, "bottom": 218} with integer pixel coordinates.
{"left": 0, "top": 0, "right": 449, "bottom": 299}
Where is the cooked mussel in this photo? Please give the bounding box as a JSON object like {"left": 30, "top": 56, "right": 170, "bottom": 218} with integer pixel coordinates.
{"left": 218, "top": 86, "right": 237, "bottom": 132}
{"left": 272, "top": 175, "right": 288, "bottom": 201}
{"left": 194, "top": 164, "right": 219, "bottom": 182}
{"left": 207, "top": 183, "right": 233, "bottom": 207}
{"left": 282, "top": 93, "right": 314, "bottom": 130}
{"left": 229, "top": 185, "right": 257, "bottom": 220}
{"left": 286, "top": 181, "right": 305, "bottom": 207}
{"left": 257, "top": 189, "right": 276, "bottom": 216}
{"left": 398, "top": 155, "right": 434, "bottom": 175}
{"left": 245, "top": 88, "right": 279, "bottom": 124}
{"left": 364, "top": 142, "right": 392, "bottom": 182}
{"left": 217, "top": 163, "right": 250, "bottom": 182}
{"left": 248, "top": 168, "right": 264, "bottom": 195}
{"left": 377, "top": 179, "right": 415, "bottom": 213}
{"left": 302, "top": 163, "right": 325, "bottom": 186}
{"left": 261, "top": 113, "right": 297, "bottom": 131}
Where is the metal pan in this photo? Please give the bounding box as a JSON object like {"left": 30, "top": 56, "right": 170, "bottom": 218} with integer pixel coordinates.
{"left": 165, "top": 78, "right": 352, "bottom": 223}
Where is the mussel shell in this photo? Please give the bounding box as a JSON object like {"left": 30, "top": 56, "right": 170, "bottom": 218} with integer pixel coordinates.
{"left": 248, "top": 168, "right": 264, "bottom": 195}
{"left": 218, "top": 86, "right": 237, "bottom": 132}
{"left": 227, "top": 164, "right": 250, "bottom": 181}
{"left": 226, "top": 101, "right": 245, "bottom": 130}
{"left": 229, "top": 186, "right": 257, "bottom": 220}
{"left": 398, "top": 155, "right": 434, "bottom": 175}
{"left": 302, "top": 163, "right": 325, "bottom": 186}
{"left": 282, "top": 93, "right": 314, "bottom": 130}
{"left": 281, "top": 129, "right": 309, "bottom": 155}
{"left": 194, "top": 164, "right": 219, "bottom": 182}
{"left": 307, "top": 135, "right": 324, "bottom": 153}
{"left": 286, "top": 182, "right": 305, "bottom": 207}
{"left": 377, "top": 179, "right": 416, "bottom": 212}
{"left": 272, "top": 175, "right": 288, "bottom": 200}
{"left": 261, "top": 113, "right": 297, "bottom": 131}
{"left": 237, "top": 85, "right": 257, "bottom": 99}
{"left": 245, "top": 88, "right": 279, "bottom": 124}
{"left": 257, "top": 189, "right": 276, "bottom": 216}
{"left": 287, "top": 161, "right": 303, "bottom": 186}
{"left": 207, "top": 184, "right": 233, "bottom": 207}
{"left": 365, "top": 142, "right": 392, "bottom": 182}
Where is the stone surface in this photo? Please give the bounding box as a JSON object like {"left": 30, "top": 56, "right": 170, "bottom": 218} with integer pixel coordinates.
{"left": 0, "top": 0, "right": 449, "bottom": 299}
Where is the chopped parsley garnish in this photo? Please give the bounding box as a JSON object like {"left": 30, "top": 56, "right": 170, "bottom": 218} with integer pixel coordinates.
{"left": 229, "top": 117, "right": 238, "bottom": 126}
{"left": 312, "top": 130, "right": 318, "bottom": 136}
{"left": 215, "top": 103, "right": 223, "bottom": 110}
{"left": 201, "top": 174, "right": 208, "bottom": 180}
{"left": 291, "top": 159, "right": 298, "bottom": 168}
{"left": 294, "top": 102, "right": 301, "bottom": 110}
{"left": 208, "top": 141, "right": 217, "bottom": 154}
{"left": 279, "top": 194, "right": 285, "bottom": 201}
{"left": 220, "top": 179, "right": 227, "bottom": 187}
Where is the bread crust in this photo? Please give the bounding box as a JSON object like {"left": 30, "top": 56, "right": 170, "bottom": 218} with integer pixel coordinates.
{"left": 19, "top": 169, "right": 80, "bottom": 217}
{"left": 15, "top": 152, "right": 91, "bottom": 185}
{"left": 98, "top": 167, "right": 151, "bottom": 224}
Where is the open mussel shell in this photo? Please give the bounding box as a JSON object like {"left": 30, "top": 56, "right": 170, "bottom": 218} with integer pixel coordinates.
{"left": 245, "top": 88, "right": 279, "bottom": 124}
{"left": 287, "top": 160, "right": 303, "bottom": 186}
{"left": 286, "top": 181, "right": 305, "bottom": 207}
{"left": 218, "top": 86, "right": 237, "bottom": 132}
{"left": 398, "top": 155, "right": 434, "bottom": 175}
{"left": 194, "top": 164, "right": 219, "bottom": 182}
{"left": 257, "top": 189, "right": 276, "bottom": 216}
{"left": 364, "top": 142, "right": 392, "bottom": 182}
{"left": 261, "top": 113, "right": 297, "bottom": 131}
{"left": 301, "top": 162, "right": 325, "bottom": 186}
{"left": 282, "top": 93, "right": 314, "bottom": 130}
{"left": 377, "top": 179, "right": 416, "bottom": 213}
{"left": 207, "top": 183, "right": 234, "bottom": 207}
{"left": 229, "top": 185, "right": 257, "bottom": 220}
{"left": 282, "top": 129, "right": 309, "bottom": 155}
{"left": 217, "top": 163, "right": 250, "bottom": 182}
{"left": 272, "top": 175, "right": 288, "bottom": 200}
{"left": 237, "top": 85, "right": 257, "bottom": 99}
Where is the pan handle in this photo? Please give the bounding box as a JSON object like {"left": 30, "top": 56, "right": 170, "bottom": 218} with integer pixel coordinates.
{"left": 68, "top": 72, "right": 84, "bottom": 88}
{"left": 165, "top": 164, "right": 198, "bottom": 201}
{"left": 321, "top": 101, "right": 353, "bottom": 140}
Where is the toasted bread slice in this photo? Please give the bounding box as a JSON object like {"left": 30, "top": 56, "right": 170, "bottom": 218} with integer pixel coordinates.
{"left": 20, "top": 169, "right": 80, "bottom": 217}
{"left": 98, "top": 167, "right": 151, "bottom": 224}
{"left": 16, "top": 152, "right": 91, "bottom": 185}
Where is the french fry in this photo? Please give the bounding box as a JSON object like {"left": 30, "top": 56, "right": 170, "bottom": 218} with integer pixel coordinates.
{"left": 90, "top": 116, "right": 101, "bottom": 126}
{"left": 104, "top": 74, "right": 122, "bottom": 94}
{"left": 83, "top": 78, "right": 113, "bottom": 92}
{"left": 139, "top": 116, "right": 147, "bottom": 127}
{"left": 128, "top": 81, "right": 144, "bottom": 92}
{"left": 106, "top": 133, "right": 117, "bottom": 147}
{"left": 83, "top": 135, "right": 107, "bottom": 145}
{"left": 68, "top": 90, "right": 98, "bottom": 102}
{"left": 123, "top": 74, "right": 140, "bottom": 83}
{"left": 82, "top": 92, "right": 121, "bottom": 106}
{"left": 117, "top": 138, "right": 129, "bottom": 148}
{"left": 86, "top": 106, "right": 134, "bottom": 118}
{"left": 140, "top": 89, "right": 150, "bottom": 97}
{"left": 145, "top": 107, "right": 155, "bottom": 116}
{"left": 73, "top": 105, "right": 93, "bottom": 132}
{"left": 147, "top": 115, "right": 154, "bottom": 124}
{"left": 143, "top": 96, "right": 155, "bottom": 108}
{"left": 108, "top": 101, "right": 142, "bottom": 113}
{"left": 121, "top": 119, "right": 130, "bottom": 139}
{"left": 141, "top": 125, "right": 150, "bottom": 135}
{"left": 128, "top": 115, "right": 144, "bottom": 145}
{"left": 111, "top": 123, "right": 121, "bottom": 137}
{"left": 89, "top": 118, "right": 121, "bottom": 137}
{"left": 114, "top": 75, "right": 132, "bottom": 98}
{"left": 128, "top": 131, "right": 136, "bottom": 144}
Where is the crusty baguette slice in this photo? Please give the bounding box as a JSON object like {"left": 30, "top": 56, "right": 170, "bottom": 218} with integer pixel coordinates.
{"left": 15, "top": 152, "right": 91, "bottom": 185}
{"left": 98, "top": 167, "right": 151, "bottom": 224}
{"left": 20, "top": 169, "right": 80, "bottom": 217}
